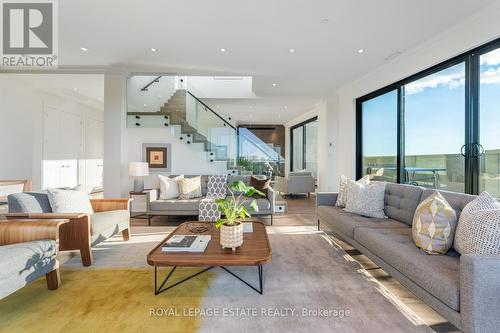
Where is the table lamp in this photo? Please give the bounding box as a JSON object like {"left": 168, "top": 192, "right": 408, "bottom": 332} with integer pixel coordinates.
{"left": 129, "top": 162, "right": 149, "bottom": 192}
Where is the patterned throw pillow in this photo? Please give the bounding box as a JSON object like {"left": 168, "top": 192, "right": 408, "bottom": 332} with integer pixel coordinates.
{"left": 206, "top": 175, "right": 227, "bottom": 198}
{"left": 454, "top": 192, "right": 500, "bottom": 255}
{"left": 178, "top": 176, "right": 203, "bottom": 200}
{"left": 344, "top": 180, "right": 386, "bottom": 218}
{"left": 412, "top": 192, "right": 457, "bottom": 254}
{"left": 336, "top": 175, "right": 369, "bottom": 207}
{"left": 198, "top": 198, "right": 221, "bottom": 222}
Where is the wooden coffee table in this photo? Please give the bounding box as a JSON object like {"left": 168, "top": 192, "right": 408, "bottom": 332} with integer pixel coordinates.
{"left": 147, "top": 221, "right": 272, "bottom": 295}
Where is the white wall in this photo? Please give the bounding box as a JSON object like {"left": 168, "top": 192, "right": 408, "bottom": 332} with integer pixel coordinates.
{"left": 0, "top": 74, "right": 104, "bottom": 190}
{"left": 127, "top": 127, "right": 221, "bottom": 190}
{"left": 285, "top": 98, "right": 337, "bottom": 191}
{"left": 331, "top": 2, "right": 500, "bottom": 190}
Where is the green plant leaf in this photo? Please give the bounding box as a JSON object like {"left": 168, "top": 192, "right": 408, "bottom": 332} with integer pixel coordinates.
{"left": 249, "top": 199, "right": 259, "bottom": 212}
{"left": 229, "top": 180, "right": 247, "bottom": 193}
{"left": 215, "top": 219, "right": 225, "bottom": 228}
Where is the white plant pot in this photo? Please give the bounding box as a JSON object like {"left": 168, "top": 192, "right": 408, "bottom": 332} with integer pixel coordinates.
{"left": 220, "top": 221, "right": 243, "bottom": 251}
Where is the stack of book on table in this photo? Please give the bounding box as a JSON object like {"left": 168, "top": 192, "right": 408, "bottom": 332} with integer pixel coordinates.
{"left": 162, "top": 235, "right": 211, "bottom": 252}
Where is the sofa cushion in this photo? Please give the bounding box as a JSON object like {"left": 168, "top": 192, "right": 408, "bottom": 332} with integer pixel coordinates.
{"left": 0, "top": 240, "right": 57, "bottom": 299}
{"left": 241, "top": 197, "right": 271, "bottom": 213}
{"left": 421, "top": 189, "right": 476, "bottom": 220}
{"left": 354, "top": 227, "right": 460, "bottom": 311}
{"left": 150, "top": 198, "right": 204, "bottom": 211}
{"left": 178, "top": 176, "right": 203, "bottom": 199}
{"left": 90, "top": 210, "right": 130, "bottom": 246}
{"left": 384, "top": 183, "right": 424, "bottom": 225}
{"left": 317, "top": 206, "right": 408, "bottom": 239}
{"left": 7, "top": 192, "right": 52, "bottom": 213}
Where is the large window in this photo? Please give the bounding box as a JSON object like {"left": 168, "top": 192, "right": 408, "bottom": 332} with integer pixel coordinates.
{"left": 479, "top": 47, "right": 500, "bottom": 198}
{"left": 291, "top": 117, "right": 318, "bottom": 178}
{"left": 356, "top": 38, "right": 500, "bottom": 196}
{"left": 360, "top": 90, "right": 398, "bottom": 182}
{"left": 404, "top": 63, "right": 466, "bottom": 192}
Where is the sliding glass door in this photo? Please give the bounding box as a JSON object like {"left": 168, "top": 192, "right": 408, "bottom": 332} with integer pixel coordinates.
{"left": 360, "top": 90, "right": 398, "bottom": 182}
{"left": 404, "top": 63, "right": 466, "bottom": 192}
{"left": 290, "top": 117, "right": 318, "bottom": 178}
{"left": 356, "top": 38, "right": 500, "bottom": 196}
{"left": 478, "top": 47, "right": 500, "bottom": 197}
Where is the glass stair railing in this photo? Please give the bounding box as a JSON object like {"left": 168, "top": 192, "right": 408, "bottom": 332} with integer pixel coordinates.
{"left": 126, "top": 75, "right": 284, "bottom": 176}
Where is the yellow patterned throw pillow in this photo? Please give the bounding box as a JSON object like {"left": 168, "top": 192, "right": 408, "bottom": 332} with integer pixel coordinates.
{"left": 412, "top": 192, "right": 457, "bottom": 254}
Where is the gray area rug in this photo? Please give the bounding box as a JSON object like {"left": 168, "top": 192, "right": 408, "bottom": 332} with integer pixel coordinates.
{"left": 199, "top": 233, "right": 434, "bottom": 333}
{"left": 61, "top": 226, "right": 434, "bottom": 333}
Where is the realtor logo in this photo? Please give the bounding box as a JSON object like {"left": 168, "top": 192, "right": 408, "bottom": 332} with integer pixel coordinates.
{"left": 1, "top": 0, "right": 58, "bottom": 68}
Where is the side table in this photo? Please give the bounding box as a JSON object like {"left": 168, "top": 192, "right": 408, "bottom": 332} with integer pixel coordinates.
{"left": 129, "top": 190, "right": 151, "bottom": 225}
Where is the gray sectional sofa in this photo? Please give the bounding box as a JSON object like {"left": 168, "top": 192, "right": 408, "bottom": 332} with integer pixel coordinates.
{"left": 146, "top": 175, "right": 275, "bottom": 224}
{"left": 317, "top": 182, "right": 500, "bottom": 333}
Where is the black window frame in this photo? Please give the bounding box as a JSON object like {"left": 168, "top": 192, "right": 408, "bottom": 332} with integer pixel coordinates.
{"left": 356, "top": 37, "right": 500, "bottom": 195}
{"left": 290, "top": 116, "right": 318, "bottom": 172}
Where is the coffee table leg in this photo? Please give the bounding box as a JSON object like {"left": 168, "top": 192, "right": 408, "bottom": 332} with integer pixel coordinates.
{"left": 221, "top": 265, "right": 264, "bottom": 295}
{"left": 154, "top": 266, "right": 213, "bottom": 295}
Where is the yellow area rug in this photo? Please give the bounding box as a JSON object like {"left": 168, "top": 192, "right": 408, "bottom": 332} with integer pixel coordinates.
{"left": 0, "top": 268, "right": 214, "bottom": 333}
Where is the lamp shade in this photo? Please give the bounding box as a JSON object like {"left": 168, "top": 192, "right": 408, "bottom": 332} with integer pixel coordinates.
{"left": 129, "top": 162, "right": 149, "bottom": 177}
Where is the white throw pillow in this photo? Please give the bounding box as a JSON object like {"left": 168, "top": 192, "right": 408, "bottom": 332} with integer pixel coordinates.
{"left": 344, "top": 180, "right": 387, "bottom": 218}
{"left": 336, "top": 175, "right": 369, "bottom": 207}
{"left": 47, "top": 188, "right": 94, "bottom": 214}
{"left": 454, "top": 192, "right": 500, "bottom": 255}
{"left": 158, "top": 175, "right": 183, "bottom": 200}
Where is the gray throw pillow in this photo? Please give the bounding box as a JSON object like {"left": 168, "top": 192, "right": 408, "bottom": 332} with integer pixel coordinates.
{"left": 454, "top": 192, "right": 500, "bottom": 255}
{"left": 47, "top": 188, "right": 94, "bottom": 214}
{"left": 344, "top": 180, "right": 386, "bottom": 218}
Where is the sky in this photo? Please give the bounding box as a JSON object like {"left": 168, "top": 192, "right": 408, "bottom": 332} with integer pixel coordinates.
{"left": 363, "top": 47, "right": 500, "bottom": 157}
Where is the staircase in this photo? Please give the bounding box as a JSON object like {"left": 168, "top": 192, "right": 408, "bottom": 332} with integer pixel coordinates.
{"left": 127, "top": 76, "right": 284, "bottom": 176}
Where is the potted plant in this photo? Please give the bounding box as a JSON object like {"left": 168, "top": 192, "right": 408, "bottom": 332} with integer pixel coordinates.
{"left": 215, "top": 180, "right": 265, "bottom": 251}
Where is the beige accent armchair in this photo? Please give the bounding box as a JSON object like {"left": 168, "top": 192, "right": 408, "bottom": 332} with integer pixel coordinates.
{"left": 274, "top": 171, "right": 315, "bottom": 197}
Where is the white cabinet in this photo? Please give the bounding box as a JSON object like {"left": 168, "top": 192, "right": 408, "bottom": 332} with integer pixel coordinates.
{"left": 42, "top": 106, "right": 82, "bottom": 189}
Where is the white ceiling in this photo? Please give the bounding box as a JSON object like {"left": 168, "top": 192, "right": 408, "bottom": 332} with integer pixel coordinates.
{"left": 59, "top": 0, "right": 495, "bottom": 98}
{"left": 14, "top": 74, "right": 104, "bottom": 106}
{"left": 8, "top": 1, "right": 496, "bottom": 123}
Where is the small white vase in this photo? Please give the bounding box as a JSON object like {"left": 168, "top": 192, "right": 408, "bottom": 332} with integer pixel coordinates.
{"left": 220, "top": 221, "right": 243, "bottom": 251}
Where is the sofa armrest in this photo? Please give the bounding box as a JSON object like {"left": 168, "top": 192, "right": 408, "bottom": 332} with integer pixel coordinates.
{"left": 267, "top": 187, "right": 276, "bottom": 212}
{"left": 460, "top": 253, "right": 500, "bottom": 333}
{"left": 0, "top": 219, "right": 68, "bottom": 246}
{"left": 316, "top": 192, "right": 338, "bottom": 207}
{"left": 5, "top": 213, "right": 87, "bottom": 219}
{"left": 90, "top": 198, "right": 131, "bottom": 212}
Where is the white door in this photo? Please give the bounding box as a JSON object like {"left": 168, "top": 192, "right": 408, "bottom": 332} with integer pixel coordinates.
{"left": 84, "top": 117, "right": 104, "bottom": 190}
{"left": 42, "top": 106, "right": 82, "bottom": 189}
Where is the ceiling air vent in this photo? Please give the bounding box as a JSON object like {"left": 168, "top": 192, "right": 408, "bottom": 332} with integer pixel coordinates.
{"left": 385, "top": 51, "right": 402, "bottom": 62}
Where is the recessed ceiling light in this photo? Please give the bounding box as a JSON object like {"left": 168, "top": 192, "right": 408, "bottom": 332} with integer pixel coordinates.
{"left": 220, "top": 48, "right": 226, "bottom": 52}
{"left": 284, "top": 105, "right": 288, "bottom": 109}
{"left": 143, "top": 104, "right": 147, "bottom": 107}
{"left": 73, "top": 87, "right": 78, "bottom": 92}
{"left": 150, "top": 48, "right": 157, "bottom": 52}
{"left": 158, "top": 95, "right": 162, "bottom": 99}
{"left": 357, "top": 49, "right": 365, "bottom": 54}
{"left": 80, "top": 47, "right": 88, "bottom": 52}
{"left": 289, "top": 49, "right": 295, "bottom": 53}
{"left": 249, "top": 105, "right": 253, "bottom": 109}
{"left": 97, "top": 97, "right": 103, "bottom": 102}
{"left": 320, "top": 18, "right": 329, "bottom": 24}
{"left": 272, "top": 83, "right": 277, "bottom": 87}
{"left": 278, "top": 114, "right": 281, "bottom": 118}
{"left": 216, "top": 105, "right": 220, "bottom": 108}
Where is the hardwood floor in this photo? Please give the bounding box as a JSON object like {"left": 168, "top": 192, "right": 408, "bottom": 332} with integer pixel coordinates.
{"left": 131, "top": 194, "right": 460, "bottom": 333}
